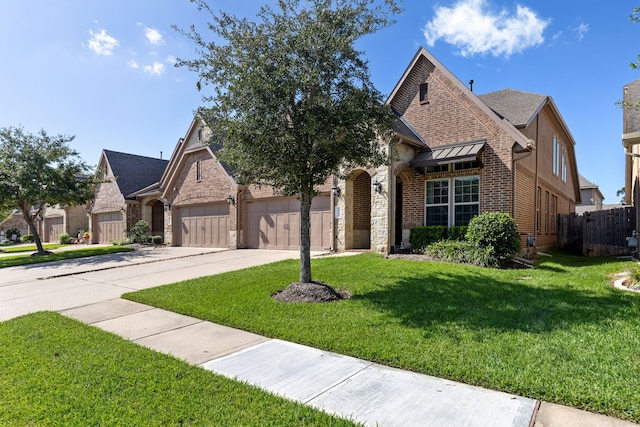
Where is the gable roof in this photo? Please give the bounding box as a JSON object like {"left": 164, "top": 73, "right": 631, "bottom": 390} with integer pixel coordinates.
{"left": 478, "top": 89, "right": 548, "bottom": 127}
{"left": 386, "top": 47, "right": 532, "bottom": 152}
{"left": 102, "top": 150, "right": 168, "bottom": 200}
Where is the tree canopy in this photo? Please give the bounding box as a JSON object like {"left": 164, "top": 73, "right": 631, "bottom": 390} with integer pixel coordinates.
{"left": 0, "top": 126, "right": 97, "bottom": 255}
{"left": 176, "top": 0, "right": 400, "bottom": 283}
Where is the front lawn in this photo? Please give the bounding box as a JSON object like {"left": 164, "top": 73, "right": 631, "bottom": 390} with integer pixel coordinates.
{"left": 0, "top": 243, "right": 63, "bottom": 253}
{"left": 125, "top": 252, "right": 640, "bottom": 423}
{"left": 0, "top": 312, "right": 357, "bottom": 426}
{"left": 0, "top": 245, "right": 134, "bottom": 268}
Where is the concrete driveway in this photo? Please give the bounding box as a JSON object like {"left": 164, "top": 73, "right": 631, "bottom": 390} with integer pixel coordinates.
{"left": 0, "top": 247, "right": 304, "bottom": 322}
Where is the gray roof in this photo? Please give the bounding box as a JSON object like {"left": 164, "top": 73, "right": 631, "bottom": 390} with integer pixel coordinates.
{"left": 578, "top": 174, "right": 597, "bottom": 189}
{"left": 103, "top": 150, "right": 168, "bottom": 200}
{"left": 411, "top": 139, "right": 485, "bottom": 168}
{"left": 478, "top": 89, "right": 548, "bottom": 127}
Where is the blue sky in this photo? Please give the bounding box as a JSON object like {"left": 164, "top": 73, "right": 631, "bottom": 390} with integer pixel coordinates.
{"left": 1, "top": 0, "right": 638, "bottom": 203}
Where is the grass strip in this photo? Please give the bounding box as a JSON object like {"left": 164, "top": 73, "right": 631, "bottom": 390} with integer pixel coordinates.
{"left": 0, "top": 243, "right": 63, "bottom": 253}
{"left": 125, "top": 252, "right": 640, "bottom": 423}
{"left": 0, "top": 311, "right": 358, "bottom": 426}
{"left": 0, "top": 246, "right": 134, "bottom": 268}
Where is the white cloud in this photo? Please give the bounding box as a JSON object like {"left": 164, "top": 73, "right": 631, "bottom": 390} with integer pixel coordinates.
{"left": 423, "top": 0, "right": 549, "bottom": 57}
{"left": 145, "top": 27, "right": 163, "bottom": 45}
{"left": 573, "top": 22, "right": 589, "bottom": 41}
{"left": 127, "top": 59, "right": 139, "bottom": 69}
{"left": 143, "top": 61, "right": 165, "bottom": 75}
{"left": 166, "top": 55, "right": 177, "bottom": 64}
{"left": 87, "top": 29, "right": 119, "bottom": 56}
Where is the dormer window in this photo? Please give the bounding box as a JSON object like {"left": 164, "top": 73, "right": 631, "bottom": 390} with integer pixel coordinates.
{"left": 198, "top": 128, "right": 204, "bottom": 141}
{"left": 419, "top": 83, "right": 429, "bottom": 104}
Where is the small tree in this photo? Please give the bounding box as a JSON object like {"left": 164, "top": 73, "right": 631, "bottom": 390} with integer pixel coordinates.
{"left": 0, "top": 126, "right": 98, "bottom": 255}
{"left": 176, "top": 0, "right": 400, "bottom": 285}
{"left": 130, "top": 220, "right": 150, "bottom": 244}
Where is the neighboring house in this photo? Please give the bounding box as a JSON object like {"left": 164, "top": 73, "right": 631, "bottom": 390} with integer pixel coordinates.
{"left": 0, "top": 210, "right": 29, "bottom": 240}
{"left": 36, "top": 204, "right": 88, "bottom": 243}
{"left": 622, "top": 78, "right": 640, "bottom": 231}
{"left": 92, "top": 119, "right": 332, "bottom": 250}
{"left": 92, "top": 47, "right": 581, "bottom": 253}
{"left": 575, "top": 174, "right": 605, "bottom": 215}
{"left": 331, "top": 47, "right": 580, "bottom": 253}
{"left": 89, "top": 150, "right": 168, "bottom": 244}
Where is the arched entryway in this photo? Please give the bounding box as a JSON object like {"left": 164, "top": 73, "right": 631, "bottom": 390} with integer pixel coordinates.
{"left": 344, "top": 170, "right": 372, "bottom": 250}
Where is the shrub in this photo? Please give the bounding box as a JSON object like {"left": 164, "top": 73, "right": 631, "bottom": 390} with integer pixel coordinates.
{"left": 424, "top": 240, "right": 498, "bottom": 267}
{"left": 5, "top": 228, "right": 20, "bottom": 241}
{"left": 151, "top": 235, "right": 163, "bottom": 245}
{"left": 20, "top": 234, "right": 35, "bottom": 243}
{"left": 111, "top": 238, "right": 131, "bottom": 246}
{"left": 59, "top": 233, "right": 73, "bottom": 244}
{"left": 0, "top": 239, "right": 13, "bottom": 246}
{"left": 466, "top": 212, "right": 520, "bottom": 262}
{"left": 409, "top": 225, "right": 468, "bottom": 253}
{"left": 130, "top": 220, "right": 150, "bottom": 244}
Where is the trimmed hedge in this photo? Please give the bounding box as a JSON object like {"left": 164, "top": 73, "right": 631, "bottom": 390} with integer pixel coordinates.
{"left": 466, "top": 212, "right": 520, "bottom": 261}
{"left": 409, "top": 225, "right": 468, "bottom": 253}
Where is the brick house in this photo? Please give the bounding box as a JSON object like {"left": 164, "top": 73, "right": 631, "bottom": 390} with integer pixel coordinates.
{"left": 92, "top": 118, "right": 333, "bottom": 249}
{"left": 623, "top": 78, "right": 640, "bottom": 232}
{"left": 332, "top": 47, "right": 580, "bottom": 253}
{"left": 92, "top": 47, "right": 580, "bottom": 253}
{"left": 89, "top": 150, "right": 168, "bottom": 243}
{"left": 37, "top": 204, "right": 88, "bottom": 243}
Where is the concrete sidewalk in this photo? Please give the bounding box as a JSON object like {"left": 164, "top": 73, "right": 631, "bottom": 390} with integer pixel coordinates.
{"left": 2, "top": 247, "right": 637, "bottom": 426}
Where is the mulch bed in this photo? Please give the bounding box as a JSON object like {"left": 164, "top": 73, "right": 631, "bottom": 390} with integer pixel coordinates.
{"left": 272, "top": 281, "right": 352, "bottom": 303}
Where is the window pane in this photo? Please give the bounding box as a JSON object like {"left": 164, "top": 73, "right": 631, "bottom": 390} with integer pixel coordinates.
{"left": 454, "top": 176, "right": 479, "bottom": 203}
{"left": 454, "top": 205, "right": 478, "bottom": 226}
{"left": 426, "top": 206, "right": 449, "bottom": 226}
{"left": 426, "top": 180, "right": 448, "bottom": 204}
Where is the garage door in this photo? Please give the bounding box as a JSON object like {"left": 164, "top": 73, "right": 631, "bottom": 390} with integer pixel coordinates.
{"left": 247, "top": 196, "right": 331, "bottom": 250}
{"left": 45, "top": 216, "right": 64, "bottom": 243}
{"left": 177, "top": 204, "right": 229, "bottom": 247}
{"left": 94, "top": 212, "right": 124, "bottom": 244}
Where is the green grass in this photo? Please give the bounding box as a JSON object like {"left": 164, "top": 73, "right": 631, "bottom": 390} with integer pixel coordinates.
{"left": 0, "top": 243, "right": 63, "bottom": 253}
{"left": 0, "top": 311, "right": 358, "bottom": 426}
{"left": 125, "top": 252, "right": 640, "bottom": 423}
{"left": 0, "top": 246, "right": 134, "bottom": 268}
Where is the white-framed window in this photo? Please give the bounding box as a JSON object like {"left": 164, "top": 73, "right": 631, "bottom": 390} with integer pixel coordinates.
{"left": 552, "top": 136, "right": 560, "bottom": 176}
{"left": 425, "top": 176, "right": 479, "bottom": 226}
{"left": 561, "top": 149, "right": 567, "bottom": 183}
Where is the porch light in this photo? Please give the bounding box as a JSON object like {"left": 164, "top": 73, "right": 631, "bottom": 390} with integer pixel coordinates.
{"left": 372, "top": 180, "right": 382, "bottom": 194}
{"left": 164, "top": 203, "right": 171, "bottom": 211}
{"left": 227, "top": 195, "right": 236, "bottom": 206}
{"left": 331, "top": 185, "right": 341, "bottom": 198}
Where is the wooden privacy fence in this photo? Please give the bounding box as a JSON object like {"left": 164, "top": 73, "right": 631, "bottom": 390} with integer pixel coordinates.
{"left": 557, "top": 207, "right": 636, "bottom": 256}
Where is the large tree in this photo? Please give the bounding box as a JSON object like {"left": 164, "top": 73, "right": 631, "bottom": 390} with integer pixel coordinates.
{"left": 0, "top": 126, "right": 97, "bottom": 255}
{"left": 176, "top": 0, "right": 400, "bottom": 284}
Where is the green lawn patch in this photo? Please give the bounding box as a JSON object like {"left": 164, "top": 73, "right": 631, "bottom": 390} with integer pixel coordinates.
{"left": 0, "top": 245, "right": 134, "bottom": 268}
{"left": 0, "top": 312, "right": 358, "bottom": 426}
{"left": 125, "top": 252, "right": 640, "bottom": 423}
{"left": 0, "top": 243, "right": 63, "bottom": 253}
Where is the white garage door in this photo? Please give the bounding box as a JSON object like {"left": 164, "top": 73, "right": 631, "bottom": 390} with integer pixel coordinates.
{"left": 177, "top": 204, "right": 229, "bottom": 247}
{"left": 45, "top": 216, "right": 64, "bottom": 243}
{"left": 247, "top": 196, "right": 331, "bottom": 250}
{"left": 94, "top": 212, "right": 124, "bottom": 244}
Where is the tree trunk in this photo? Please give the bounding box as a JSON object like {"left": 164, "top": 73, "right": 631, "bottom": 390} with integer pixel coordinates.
{"left": 299, "top": 189, "right": 313, "bottom": 283}
{"left": 24, "top": 213, "right": 45, "bottom": 254}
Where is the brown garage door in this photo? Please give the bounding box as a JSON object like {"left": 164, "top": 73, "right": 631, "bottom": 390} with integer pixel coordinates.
{"left": 247, "top": 196, "right": 331, "bottom": 250}
{"left": 177, "top": 204, "right": 229, "bottom": 247}
{"left": 94, "top": 212, "right": 124, "bottom": 244}
{"left": 45, "top": 216, "right": 64, "bottom": 243}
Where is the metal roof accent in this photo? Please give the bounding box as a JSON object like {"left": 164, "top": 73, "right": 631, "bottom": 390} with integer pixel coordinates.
{"left": 410, "top": 139, "right": 486, "bottom": 168}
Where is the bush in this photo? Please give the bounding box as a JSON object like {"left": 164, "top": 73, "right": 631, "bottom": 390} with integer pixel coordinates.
{"left": 424, "top": 240, "right": 498, "bottom": 267}
{"left": 111, "top": 238, "right": 131, "bottom": 246}
{"left": 0, "top": 239, "right": 13, "bottom": 246}
{"left": 409, "top": 225, "right": 468, "bottom": 253}
{"left": 59, "top": 233, "right": 73, "bottom": 244}
{"left": 151, "top": 235, "right": 163, "bottom": 245}
{"left": 20, "top": 234, "right": 35, "bottom": 243}
{"left": 130, "top": 220, "right": 150, "bottom": 244}
{"left": 5, "top": 228, "right": 20, "bottom": 241}
{"left": 466, "top": 212, "right": 520, "bottom": 262}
